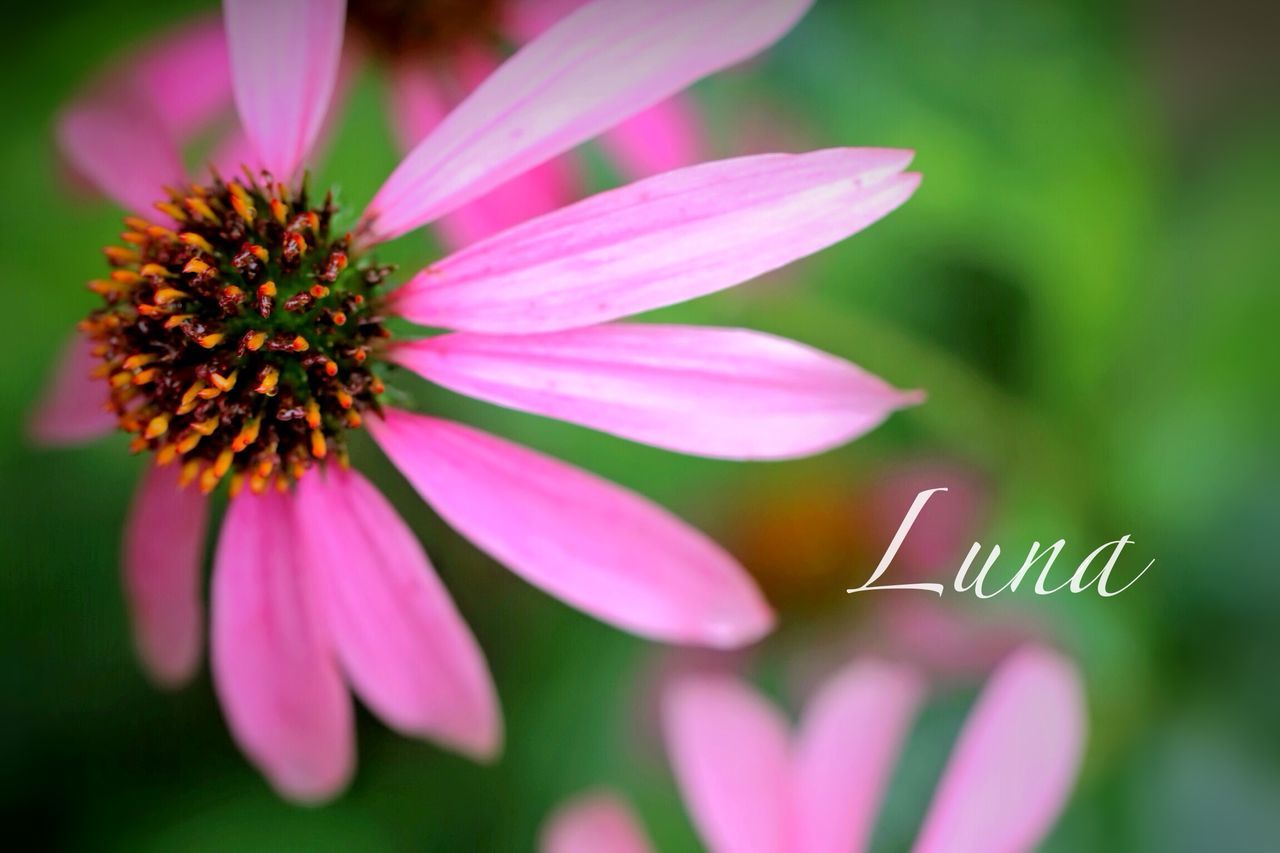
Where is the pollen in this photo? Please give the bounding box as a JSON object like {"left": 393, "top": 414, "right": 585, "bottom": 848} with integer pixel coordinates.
{"left": 80, "top": 171, "right": 394, "bottom": 492}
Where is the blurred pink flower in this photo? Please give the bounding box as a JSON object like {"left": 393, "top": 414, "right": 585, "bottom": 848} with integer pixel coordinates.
{"left": 34, "top": 0, "right": 921, "bottom": 801}
{"left": 57, "top": 0, "right": 717, "bottom": 252}
{"left": 722, "top": 458, "right": 1043, "bottom": 681}
{"left": 543, "top": 645, "right": 1087, "bottom": 852}
{"left": 728, "top": 459, "right": 988, "bottom": 609}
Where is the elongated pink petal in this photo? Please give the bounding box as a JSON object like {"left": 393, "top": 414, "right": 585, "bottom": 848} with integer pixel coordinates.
{"left": 211, "top": 489, "right": 354, "bottom": 802}
{"left": 209, "top": 42, "right": 354, "bottom": 181}
{"left": 662, "top": 674, "right": 793, "bottom": 853}
{"left": 223, "top": 0, "right": 345, "bottom": 181}
{"left": 362, "top": 0, "right": 814, "bottom": 244}
{"left": 122, "top": 463, "right": 209, "bottom": 688}
{"left": 541, "top": 791, "right": 655, "bottom": 853}
{"left": 56, "top": 83, "right": 186, "bottom": 215}
{"left": 295, "top": 467, "right": 501, "bottom": 760}
{"left": 392, "top": 149, "right": 919, "bottom": 332}
{"left": 393, "top": 325, "right": 920, "bottom": 460}
{"left": 131, "top": 16, "right": 233, "bottom": 141}
{"left": 387, "top": 54, "right": 577, "bottom": 250}
{"left": 368, "top": 409, "right": 772, "bottom": 648}
{"left": 435, "top": 158, "right": 580, "bottom": 251}
{"left": 601, "top": 96, "right": 702, "bottom": 179}
{"left": 28, "top": 334, "right": 116, "bottom": 446}
{"left": 216, "top": 41, "right": 357, "bottom": 180}
{"left": 913, "top": 647, "right": 1087, "bottom": 853}
{"left": 793, "top": 661, "right": 924, "bottom": 853}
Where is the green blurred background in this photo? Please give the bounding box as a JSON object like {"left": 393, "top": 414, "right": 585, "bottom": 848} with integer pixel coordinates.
{"left": 2, "top": 0, "right": 1276, "bottom": 849}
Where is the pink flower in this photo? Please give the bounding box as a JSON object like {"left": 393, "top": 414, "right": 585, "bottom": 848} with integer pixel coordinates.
{"left": 33, "top": 0, "right": 920, "bottom": 801}
{"left": 722, "top": 458, "right": 1045, "bottom": 683}
{"left": 56, "top": 0, "right": 716, "bottom": 253}
{"left": 542, "top": 646, "right": 1087, "bottom": 853}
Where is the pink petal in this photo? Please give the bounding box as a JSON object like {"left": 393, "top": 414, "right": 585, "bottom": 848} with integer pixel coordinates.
{"left": 28, "top": 334, "right": 116, "bottom": 446}
{"left": 432, "top": 160, "right": 577, "bottom": 251}
{"left": 662, "top": 674, "right": 793, "bottom": 853}
{"left": 441, "top": 49, "right": 584, "bottom": 249}
{"left": 600, "top": 96, "right": 703, "bottom": 180}
{"left": 541, "top": 791, "right": 655, "bottom": 853}
{"left": 913, "top": 646, "right": 1087, "bottom": 853}
{"left": 122, "top": 463, "right": 209, "bottom": 688}
{"left": 211, "top": 488, "right": 354, "bottom": 802}
{"left": 386, "top": 59, "right": 453, "bottom": 153}
{"left": 386, "top": 55, "right": 578, "bottom": 252}
{"left": 361, "top": 0, "right": 815, "bottom": 244}
{"left": 391, "top": 149, "right": 919, "bottom": 333}
{"left": 393, "top": 325, "right": 920, "bottom": 460}
{"left": 222, "top": 0, "right": 345, "bottom": 181}
{"left": 130, "top": 15, "right": 233, "bottom": 141}
{"left": 56, "top": 82, "right": 186, "bottom": 215}
{"left": 209, "top": 42, "right": 356, "bottom": 181}
{"left": 793, "top": 661, "right": 924, "bottom": 853}
{"left": 367, "top": 409, "right": 773, "bottom": 648}
{"left": 295, "top": 466, "right": 501, "bottom": 760}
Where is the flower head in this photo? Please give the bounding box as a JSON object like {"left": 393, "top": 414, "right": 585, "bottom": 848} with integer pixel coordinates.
{"left": 86, "top": 176, "right": 388, "bottom": 494}
{"left": 36, "top": 0, "right": 921, "bottom": 801}
{"left": 543, "top": 646, "right": 1087, "bottom": 852}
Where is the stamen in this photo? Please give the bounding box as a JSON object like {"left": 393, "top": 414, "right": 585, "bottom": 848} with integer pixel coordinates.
{"left": 179, "top": 459, "right": 201, "bottom": 488}
{"left": 121, "top": 353, "right": 157, "bottom": 371}
{"left": 104, "top": 247, "right": 139, "bottom": 265}
{"left": 185, "top": 196, "right": 217, "bottom": 222}
{"left": 229, "top": 183, "right": 256, "bottom": 223}
{"left": 180, "top": 232, "right": 215, "bottom": 254}
{"left": 154, "top": 201, "right": 186, "bottom": 221}
{"left": 144, "top": 414, "right": 169, "bottom": 439}
{"left": 210, "top": 371, "right": 238, "bottom": 393}
{"left": 154, "top": 287, "right": 188, "bottom": 305}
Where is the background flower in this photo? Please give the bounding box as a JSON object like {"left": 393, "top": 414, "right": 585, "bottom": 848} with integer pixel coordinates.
{"left": 2, "top": 0, "right": 1276, "bottom": 847}
{"left": 53, "top": 0, "right": 722, "bottom": 254}
{"left": 543, "top": 646, "right": 1086, "bottom": 851}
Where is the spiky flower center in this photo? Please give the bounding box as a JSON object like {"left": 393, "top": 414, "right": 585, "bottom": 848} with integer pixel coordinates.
{"left": 347, "top": 0, "right": 505, "bottom": 57}
{"left": 82, "top": 174, "right": 392, "bottom": 496}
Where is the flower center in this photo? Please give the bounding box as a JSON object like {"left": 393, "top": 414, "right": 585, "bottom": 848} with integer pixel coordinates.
{"left": 347, "top": 0, "right": 505, "bottom": 57}
{"left": 82, "top": 172, "right": 392, "bottom": 496}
